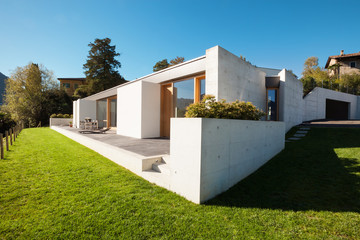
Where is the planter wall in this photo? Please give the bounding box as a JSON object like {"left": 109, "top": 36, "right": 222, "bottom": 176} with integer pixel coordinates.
{"left": 49, "top": 118, "right": 73, "bottom": 127}
{"left": 170, "top": 118, "right": 285, "bottom": 203}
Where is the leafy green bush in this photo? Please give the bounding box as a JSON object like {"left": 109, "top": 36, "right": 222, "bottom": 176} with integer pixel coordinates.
{"left": 51, "top": 113, "right": 72, "bottom": 118}
{"left": 185, "top": 95, "right": 265, "bottom": 120}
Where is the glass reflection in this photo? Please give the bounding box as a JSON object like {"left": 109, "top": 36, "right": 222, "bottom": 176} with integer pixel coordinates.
{"left": 97, "top": 99, "right": 107, "bottom": 128}
{"left": 173, "top": 79, "right": 194, "bottom": 117}
{"left": 267, "top": 89, "right": 277, "bottom": 121}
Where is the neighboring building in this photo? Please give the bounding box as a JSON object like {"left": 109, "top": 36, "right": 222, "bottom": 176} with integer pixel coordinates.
{"left": 58, "top": 78, "right": 86, "bottom": 96}
{"left": 325, "top": 50, "right": 360, "bottom": 76}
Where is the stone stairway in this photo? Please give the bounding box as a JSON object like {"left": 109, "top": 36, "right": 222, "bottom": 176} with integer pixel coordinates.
{"left": 286, "top": 126, "right": 310, "bottom": 142}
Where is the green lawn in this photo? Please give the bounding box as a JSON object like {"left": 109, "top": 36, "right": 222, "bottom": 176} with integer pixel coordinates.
{"left": 0, "top": 127, "right": 359, "bottom": 239}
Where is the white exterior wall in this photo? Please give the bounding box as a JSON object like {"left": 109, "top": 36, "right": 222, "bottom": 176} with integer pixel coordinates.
{"left": 170, "top": 118, "right": 285, "bottom": 203}
{"left": 75, "top": 99, "right": 96, "bottom": 127}
{"left": 73, "top": 101, "right": 77, "bottom": 128}
{"left": 278, "top": 69, "right": 304, "bottom": 132}
{"left": 117, "top": 81, "right": 161, "bottom": 138}
{"left": 303, "top": 87, "right": 359, "bottom": 121}
{"left": 117, "top": 81, "right": 143, "bottom": 138}
{"left": 206, "top": 46, "right": 266, "bottom": 111}
{"left": 141, "top": 81, "right": 160, "bottom": 138}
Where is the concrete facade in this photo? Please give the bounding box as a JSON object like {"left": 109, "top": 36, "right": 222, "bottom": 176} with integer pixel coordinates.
{"left": 117, "top": 80, "right": 161, "bottom": 138}
{"left": 278, "top": 69, "right": 304, "bottom": 132}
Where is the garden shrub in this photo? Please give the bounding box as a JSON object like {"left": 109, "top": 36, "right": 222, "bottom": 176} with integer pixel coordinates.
{"left": 185, "top": 95, "right": 265, "bottom": 120}
{"left": 50, "top": 113, "right": 72, "bottom": 118}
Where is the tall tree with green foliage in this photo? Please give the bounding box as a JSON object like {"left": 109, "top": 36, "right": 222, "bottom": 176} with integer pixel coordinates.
{"left": 77, "top": 38, "right": 127, "bottom": 97}
{"left": 153, "top": 59, "right": 170, "bottom": 72}
{"left": 153, "top": 56, "right": 185, "bottom": 72}
{"left": 2, "top": 63, "right": 70, "bottom": 126}
{"left": 169, "top": 56, "right": 185, "bottom": 66}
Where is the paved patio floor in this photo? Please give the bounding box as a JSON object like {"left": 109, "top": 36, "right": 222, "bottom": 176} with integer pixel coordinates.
{"left": 54, "top": 126, "right": 170, "bottom": 157}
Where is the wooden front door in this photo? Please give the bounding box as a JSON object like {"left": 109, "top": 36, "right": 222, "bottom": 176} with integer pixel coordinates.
{"left": 160, "top": 83, "right": 174, "bottom": 138}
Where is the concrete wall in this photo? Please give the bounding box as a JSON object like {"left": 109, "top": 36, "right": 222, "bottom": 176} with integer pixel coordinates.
{"left": 117, "top": 80, "right": 161, "bottom": 138}
{"left": 303, "top": 87, "right": 359, "bottom": 121}
{"left": 170, "top": 118, "right": 285, "bottom": 203}
{"left": 75, "top": 99, "right": 96, "bottom": 127}
{"left": 206, "top": 46, "right": 266, "bottom": 112}
{"left": 141, "top": 81, "right": 161, "bottom": 138}
{"left": 117, "top": 81, "right": 143, "bottom": 138}
{"left": 278, "top": 69, "right": 304, "bottom": 132}
{"left": 49, "top": 118, "right": 73, "bottom": 127}
{"left": 73, "top": 101, "right": 77, "bottom": 128}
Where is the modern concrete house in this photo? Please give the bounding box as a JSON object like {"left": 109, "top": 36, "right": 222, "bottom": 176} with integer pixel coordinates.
{"left": 73, "top": 46, "right": 306, "bottom": 135}
{"left": 54, "top": 45, "right": 360, "bottom": 203}
{"left": 325, "top": 50, "right": 360, "bottom": 76}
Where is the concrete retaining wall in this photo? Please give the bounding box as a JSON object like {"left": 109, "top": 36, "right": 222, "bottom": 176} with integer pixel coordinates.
{"left": 170, "top": 118, "right": 285, "bottom": 203}
{"left": 49, "top": 118, "right": 73, "bottom": 127}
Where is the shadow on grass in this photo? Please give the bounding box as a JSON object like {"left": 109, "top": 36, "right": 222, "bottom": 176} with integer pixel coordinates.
{"left": 207, "top": 128, "right": 360, "bottom": 213}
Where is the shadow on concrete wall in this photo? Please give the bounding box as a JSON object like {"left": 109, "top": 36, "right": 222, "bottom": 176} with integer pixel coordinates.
{"left": 207, "top": 128, "right": 360, "bottom": 213}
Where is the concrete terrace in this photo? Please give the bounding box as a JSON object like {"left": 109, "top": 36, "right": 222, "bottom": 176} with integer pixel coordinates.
{"left": 51, "top": 126, "right": 171, "bottom": 190}
{"left": 54, "top": 126, "right": 170, "bottom": 157}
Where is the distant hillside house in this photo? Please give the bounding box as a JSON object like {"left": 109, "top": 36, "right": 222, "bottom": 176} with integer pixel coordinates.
{"left": 58, "top": 78, "right": 86, "bottom": 96}
{"left": 325, "top": 50, "right": 360, "bottom": 76}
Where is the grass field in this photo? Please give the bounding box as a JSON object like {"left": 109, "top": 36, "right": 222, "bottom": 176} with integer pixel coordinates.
{"left": 0, "top": 127, "right": 359, "bottom": 239}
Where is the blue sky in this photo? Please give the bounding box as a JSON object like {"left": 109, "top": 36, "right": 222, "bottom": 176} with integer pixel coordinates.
{"left": 1, "top": 0, "right": 359, "bottom": 81}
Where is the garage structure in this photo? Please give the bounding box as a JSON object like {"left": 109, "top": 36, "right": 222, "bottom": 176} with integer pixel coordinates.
{"left": 303, "top": 87, "right": 360, "bottom": 122}
{"left": 325, "top": 99, "right": 350, "bottom": 120}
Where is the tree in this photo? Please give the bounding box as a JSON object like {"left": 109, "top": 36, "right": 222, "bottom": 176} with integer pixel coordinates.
{"left": 340, "top": 73, "right": 360, "bottom": 95}
{"left": 153, "top": 56, "right": 185, "bottom": 72}
{"left": 80, "top": 38, "right": 127, "bottom": 97}
{"left": 2, "top": 63, "right": 68, "bottom": 126}
{"left": 153, "top": 59, "right": 169, "bottom": 72}
{"left": 0, "top": 111, "right": 16, "bottom": 134}
{"left": 169, "top": 56, "right": 185, "bottom": 66}
{"left": 303, "top": 56, "right": 319, "bottom": 75}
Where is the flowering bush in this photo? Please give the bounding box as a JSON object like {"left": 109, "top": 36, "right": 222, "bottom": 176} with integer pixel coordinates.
{"left": 185, "top": 95, "right": 265, "bottom": 120}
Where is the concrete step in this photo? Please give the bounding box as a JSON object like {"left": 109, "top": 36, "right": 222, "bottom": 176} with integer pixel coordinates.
{"left": 152, "top": 162, "right": 171, "bottom": 175}
{"left": 161, "top": 154, "right": 171, "bottom": 164}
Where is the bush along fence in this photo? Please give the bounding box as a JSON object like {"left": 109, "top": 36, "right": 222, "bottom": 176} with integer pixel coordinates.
{"left": 0, "top": 123, "right": 24, "bottom": 159}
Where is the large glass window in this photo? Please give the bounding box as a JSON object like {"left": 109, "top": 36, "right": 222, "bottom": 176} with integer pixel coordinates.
{"left": 173, "top": 78, "right": 194, "bottom": 117}
{"left": 267, "top": 89, "right": 278, "bottom": 121}
{"left": 110, "top": 99, "right": 117, "bottom": 127}
{"left": 200, "top": 78, "right": 205, "bottom": 101}
{"left": 97, "top": 99, "right": 107, "bottom": 128}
